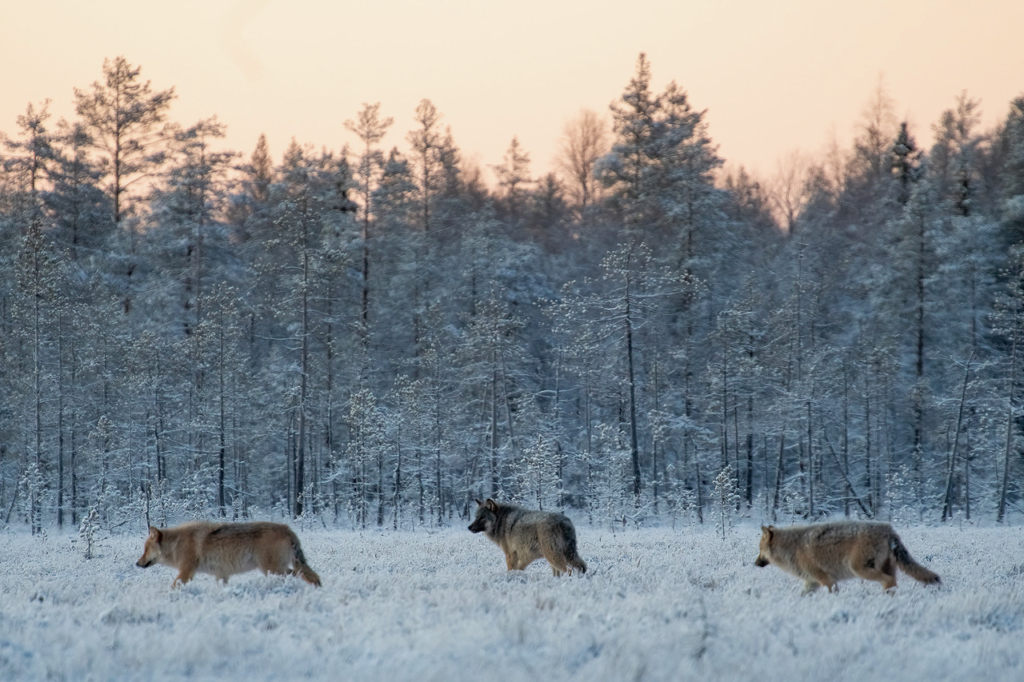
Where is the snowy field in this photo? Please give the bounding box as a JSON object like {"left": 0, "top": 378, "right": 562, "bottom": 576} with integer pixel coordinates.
{"left": 1, "top": 521, "right": 1022, "bottom": 681}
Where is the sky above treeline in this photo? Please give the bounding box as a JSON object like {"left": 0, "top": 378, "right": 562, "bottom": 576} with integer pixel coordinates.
{"left": 1, "top": 0, "right": 1022, "bottom": 181}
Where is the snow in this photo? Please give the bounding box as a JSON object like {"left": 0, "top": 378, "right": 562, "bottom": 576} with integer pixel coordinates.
{"left": 1, "top": 522, "right": 1022, "bottom": 681}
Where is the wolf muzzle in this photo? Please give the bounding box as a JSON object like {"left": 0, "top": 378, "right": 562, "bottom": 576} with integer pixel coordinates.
{"left": 754, "top": 556, "right": 769, "bottom": 567}
{"left": 136, "top": 558, "right": 154, "bottom": 568}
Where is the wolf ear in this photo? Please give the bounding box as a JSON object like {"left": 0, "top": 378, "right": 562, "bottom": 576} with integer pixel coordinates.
{"left": 485, "top": 498, "right": 497, "bottom": 511}
{"left": 149, "top": 526, "right": 163, "bottom": 542}
{"left": 475, "top": 498, "right": 483, "bottom": 507}
{"left": 765, "top": 526, "right": 774, "bottom": 540}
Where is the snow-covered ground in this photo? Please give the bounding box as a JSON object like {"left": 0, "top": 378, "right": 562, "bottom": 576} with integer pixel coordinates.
{"left": 1, "top": 521, "right": 1022, "bottom": 681}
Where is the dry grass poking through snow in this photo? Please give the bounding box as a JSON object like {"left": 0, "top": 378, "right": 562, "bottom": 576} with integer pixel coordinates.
{"left": 1, "top": 522, "right": 1022, "bottom": 680}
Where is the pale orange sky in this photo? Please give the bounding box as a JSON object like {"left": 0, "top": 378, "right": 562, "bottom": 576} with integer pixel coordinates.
{"left": 2, "top": 0, "right": 1022, "bottom": 182}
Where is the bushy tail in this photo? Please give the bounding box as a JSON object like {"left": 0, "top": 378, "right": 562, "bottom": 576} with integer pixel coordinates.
{"left": 566, "top": 533, "right": 587, "bottom": 575}
{"left": 569, "top": 554, "right": 588, "bottom": 575}
{"left": 290, "top": 537, "right": 322, "bottom": 587}
{"left": 891, "top": 534, "right": 940, "bottom": 585}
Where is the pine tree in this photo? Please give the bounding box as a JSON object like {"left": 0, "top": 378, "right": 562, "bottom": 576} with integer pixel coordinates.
{"left": 556, "top": 109, "right": 608, "bottom": 220}
{"left": 492, "top": 136, "right": 532, "bottom": 220}
{"left": 406, "top": 99, "right": 443, "bottom": 232}
{"left": 43, "top": 120, "right": 109, "bottom": 259}
{"left": 892, "top": 121, "right": 921, "bottom": 206}
{"left": 74, "top": 56, "right": 175, "bottom": 226}
{"left": 345, "top": 103, "right": 393, "bottom": 353}
{"left": 4, "top": 101, "right": 54, "bottom": 203}
{"left": 931, "top": 93, "right": 983, "bottom": 217}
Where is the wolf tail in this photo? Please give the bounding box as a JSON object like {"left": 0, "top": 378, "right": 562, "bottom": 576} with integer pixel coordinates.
{"left": 290, "top": 535, "right": 322, "bottom": 587}
{"left": 566, "top": 533, "right": 588, "bottom": 575}
{"left": 891, "top": 534, "right": 940, "bottom": 585}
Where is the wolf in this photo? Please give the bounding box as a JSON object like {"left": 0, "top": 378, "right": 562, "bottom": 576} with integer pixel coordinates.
{"left": 468, "top": 499, "right": 587, "bottom": 576}
{"left": 136, "top": 521, "right": 322, "bottom": 587}
{"left": 754, "top": 521, "right": 940, "bottom": 594}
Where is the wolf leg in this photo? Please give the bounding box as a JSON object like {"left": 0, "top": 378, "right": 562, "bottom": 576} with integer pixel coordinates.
{"left": 852, "top": 561, "right": 897, "bottom": 591}
{"left": 801, "top": 570, "right": 835, "bottom": 594}
{"left": 541, "top": 548, "right": 569, "bottom": 576}
{"left": 172, "top": 566, "right": 196, "bottom": 588}
{"left": 514, "top": 552, "right": 538, "bottom": 570}
{"left": 267, "top": 542, "right": 298, "bottom": 577}
{"left": 171, "top": 557, "right": 198, "bottom": 588}
{"left": 265, "top": 562, "right": 290, "bottom": 576}
{"left": 807, "top": 567, "right": 836, "bottom": 593}
{"left": 850, "top": 547, "right": 898, "bottom": 591}
{"left": 257, "top": 552, "right": 290, "bottom": 577}
{"left": 546, "top": 558, "right": 568, "bottom": 576}
{"left": 851, "top": 566, "right": 896, "bottom": 591}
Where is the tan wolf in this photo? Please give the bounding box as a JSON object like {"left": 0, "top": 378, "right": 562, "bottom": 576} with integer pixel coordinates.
{"left": 754, "top": 521, "right": 940, "bottom": 593}
{"left": 468, "top": 499, "right": 587, "bottom": 576}
{"left": 136, "top": 521, "right": 322, "bottom": 587}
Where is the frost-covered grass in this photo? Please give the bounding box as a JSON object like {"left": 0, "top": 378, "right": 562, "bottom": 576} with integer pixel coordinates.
{"left": 1, "top": 521, "right": 1022, "bottom": 681}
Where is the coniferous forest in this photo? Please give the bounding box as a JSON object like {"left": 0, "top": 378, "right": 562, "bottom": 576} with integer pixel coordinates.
{"left": 3, "top": 54, "right": 1024, "bottom": 534}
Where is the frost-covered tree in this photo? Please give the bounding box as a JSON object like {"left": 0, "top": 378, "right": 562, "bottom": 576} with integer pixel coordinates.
{"left": 892, "top": 121, "right": 922, "bottom": 206}
{"left": 373, "top": 147, "right": 418, "bottom": 230}
{"left": 43, "top": 120, "right": 109, "bottom": 259}
{"left": 5, "top": 55, "right": 1024, "bottom": 530}
{"left": 931, "top": 93, "right": 984, "bottom": 217}
{"left": 492, "top": 136, "right": 532, "bottom": 220}
{"left": 4, "top": 101, "right": 54, "bottom": 203}
{"left": 74, "top": 56, "right": 175, "bottom": 226}
{"left": 557, "top": 109, "right": 608, "bottom": 220}
{"left": 345, "top": 103, "right": 393, "bottom": 348}
{"left": 406, "top": 99, "right": 443, "bottom": 232}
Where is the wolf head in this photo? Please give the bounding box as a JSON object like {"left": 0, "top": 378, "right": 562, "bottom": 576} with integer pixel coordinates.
{"left": 136, "top": 526, "right": 164, "bottom": 568}
{"left": 754, "top": 525, "right": 774, "bottom": 567}
{"left": 468, "top": 498, "right": 499, "bottom": 534}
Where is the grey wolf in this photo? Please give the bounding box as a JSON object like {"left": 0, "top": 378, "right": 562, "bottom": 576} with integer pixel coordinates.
{"left": 136, "top": 521, "right": 321, "bottom": 587}
{"left": 469, "top": 498, "right": 587, "bottom": 576}
{"left": 755, "top": 521, "right": 940, "bottom": 593}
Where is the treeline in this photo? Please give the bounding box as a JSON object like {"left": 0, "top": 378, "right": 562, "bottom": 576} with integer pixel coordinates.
{"left": 2, "top": 55, "right": 1023, "bottom": 534}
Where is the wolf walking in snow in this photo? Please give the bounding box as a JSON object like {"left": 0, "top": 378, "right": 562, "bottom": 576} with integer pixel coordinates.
{"left": 468, "top": 499, "right": 587, "bottom": 576}
{"left": 754, "top": 521, "right": 940, "bottom": 594}
{"left": 136, "top": 521, "right": 321, "bottom": 587}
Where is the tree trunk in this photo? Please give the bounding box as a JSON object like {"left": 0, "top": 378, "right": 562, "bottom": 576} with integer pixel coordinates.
{"left": 32, "top": 227, "right": 43, "bottom": 535}
{"left": 806, "top": 400, "right": 814, "bottom": 519}
{"left": 490, "top": 350, "right": 499, "bottom": 497}
{"left": 772, "top": 432, "right": 786, "bottom": 521}
{"left": 57, "top": 313, "right": 65, "bottom": 529}
{"left": 296, "top": 217, "right": 309, "bottom": 518}
{"left": 941, "top": 353, "right": 972, "bottom": 522}
{"left": 746, "top": 395, "right": 754, "bottom": 508}
{"left": 393, "top": 426, "right": 402, "bottom": 530}
{"left": 913, "top": 210, "right": 926, "bottom": 512}
{"left": 998, "top": 305, "right": 1018, "bottom": 523}
{"left": 218, "top": 311, "right": 227, "bottom": 517}
{"left": 624, "top": 267, "right": 641, "bottom": 501}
